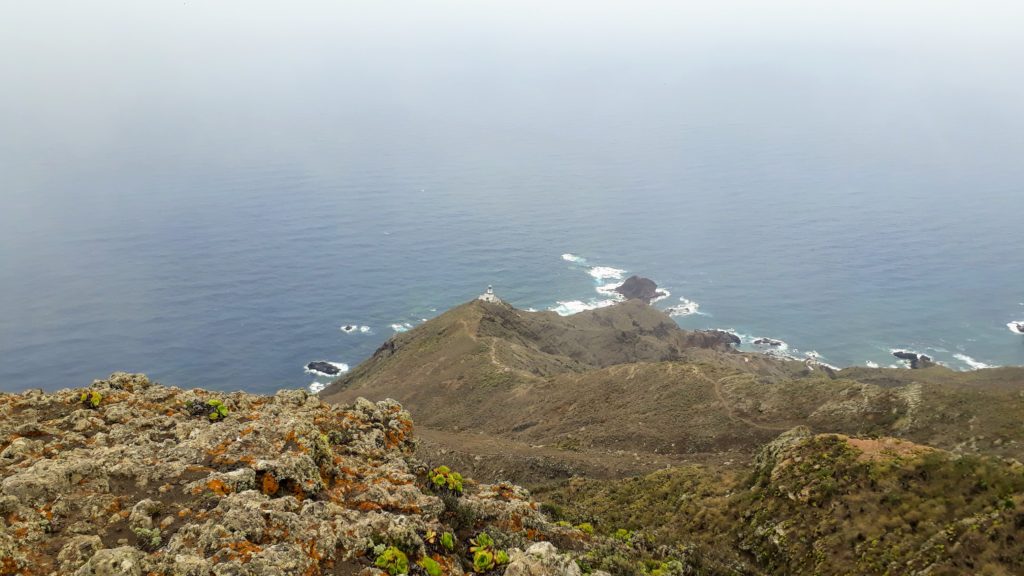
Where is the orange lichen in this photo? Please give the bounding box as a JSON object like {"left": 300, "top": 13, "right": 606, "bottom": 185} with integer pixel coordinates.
{"left": 226, "top": 540, "right": 263, "bottom": 563}
{"left": 205, "top": 439, "right": 232, "bottom": 458}
{"left": 2, "top": 557, "right": 22, "bottom": 576}
{"left": 261, "top": 473, "right": 280, "bottom": 495}
{"left": 302, "top": 539, "right": 323, "bottom": 576}
{"left": 206, "top": 479, "right": 231, "bottom": 496}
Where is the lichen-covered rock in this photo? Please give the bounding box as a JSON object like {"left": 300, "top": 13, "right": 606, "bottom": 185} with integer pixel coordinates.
{"left": 73, "top": 546, "right": 144, "bottom": 576}
{"left": 0, "top": 373, "right": 570, "bottom": 575}
{"left": 506, "top": 542, "right": 583, "bottom": 576}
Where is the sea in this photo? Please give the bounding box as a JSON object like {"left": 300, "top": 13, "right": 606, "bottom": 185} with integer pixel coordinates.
{"left": 2, "top": 1, "right": 1023, "bottom": 394}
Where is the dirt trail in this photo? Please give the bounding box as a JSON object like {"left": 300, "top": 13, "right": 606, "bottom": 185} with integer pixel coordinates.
{"left": 704, "top": 370, "right": 792, "bottom": 432}
{"left": 459, "top": 318, "right": 536, "bottom": 379}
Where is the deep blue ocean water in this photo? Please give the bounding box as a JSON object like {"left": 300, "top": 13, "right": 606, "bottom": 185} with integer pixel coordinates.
{"left": 2, "top": 2, "right": 1023, "bottom": 393}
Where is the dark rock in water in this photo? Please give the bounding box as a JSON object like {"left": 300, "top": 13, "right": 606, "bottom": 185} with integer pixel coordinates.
{"left": 306, "top": 361, "right": 342, "bottom": 376}
{"left": 753, "top": 338, "right": 784, "bottom": 347}
{"left": 614, "top": 276, "right": 667, "bottom": 303}
{"left": 686, "top": 330, "right": 741, "bottom": 350}
{"left": 892, "top": 350, "right": 934, "bottom": 369}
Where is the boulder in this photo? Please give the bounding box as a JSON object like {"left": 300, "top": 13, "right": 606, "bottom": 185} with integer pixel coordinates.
{"left": 505, "top": 541, "right": 583, "bottom": 576}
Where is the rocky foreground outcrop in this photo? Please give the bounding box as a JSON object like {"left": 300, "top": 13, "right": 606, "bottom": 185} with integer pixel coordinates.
{"left": 0, "top": 373, "right": 596, "bottom": 575}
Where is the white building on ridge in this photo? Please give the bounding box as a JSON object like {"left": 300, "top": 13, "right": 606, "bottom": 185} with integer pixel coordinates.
{"left": 478, "top": 285, "right": 501, "bottom": 303}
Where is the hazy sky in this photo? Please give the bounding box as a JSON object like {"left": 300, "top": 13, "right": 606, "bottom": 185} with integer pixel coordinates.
{"left": 2, "top": 0, "right": 1023, "bottom": 211}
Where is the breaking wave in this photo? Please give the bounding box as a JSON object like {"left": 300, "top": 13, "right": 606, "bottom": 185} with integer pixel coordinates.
{"left": 664, "top": 297, "right": 699, "bottom": 317}
{"left": 588, "top": 266, "right": 627, "bottom": 281}
{"left": 549, "top": 299, "right": 618, "bottom": 316}
{"left": 953, "top": 353, "right": 996, "bottom": 370}
{"left": 562, "top": 253, "right": 588, "bottom": 264}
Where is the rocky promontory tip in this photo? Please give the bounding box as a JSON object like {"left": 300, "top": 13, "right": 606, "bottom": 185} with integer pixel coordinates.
{"left": 892, "top": 350, "right": 935, "bottom": 369}
{"left": 613, "top": 275, "right": 666, "bottom": 303}
{"left": 0, "top": 372, "right": 594, "bottom": 575}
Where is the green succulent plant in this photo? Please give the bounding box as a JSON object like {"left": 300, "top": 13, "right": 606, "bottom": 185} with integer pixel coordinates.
{"left": 417, "top": 556, "right": 443, "bottom": 576}
{"left": 469, "top": 532, "right": 508, "bottom": 573}
{"left": 575, "top": 522, "right": 594, "bottom": 535}
{"left": 79, "top": 390, "right": 102, "bottom": 409}
{"left": 427, "top": 465, "right": 464, "bottom": 495}
{"left": 440, "top": 531, "right": 456, "bottom": 552}
{"left": 374, "top": 546, "right": 409, "bottom": 575}
{"left": 473, "top": 549, "right": 495, "bottom": 572}
{"left": 206, "top": 399, "right": 229, "bottom": 422}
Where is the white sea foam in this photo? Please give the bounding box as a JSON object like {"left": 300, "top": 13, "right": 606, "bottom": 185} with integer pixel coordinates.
{"left": 308, "top": 381, "right": 327, "bottom": 394}
{"left": 665, "top": 298, "right": 700, "bottom": 317}
{"left": 953, "top": 353, "right": 996, "bottom": 370}
{"left": 865, "top": 361, "right": 880, "bottom": 368}
{"left": 595, "top": 282, "right": 623, "bottom": 298}
{"left": 650, "top": 289, "right": 671, "bottom": 304}
{"left": 588, "top": 266, "right": 626, "bottom": 280}
{"left": 562, "top": 253, "right": 588, "bottom": 264}
{"left": 549, "top": 299, "right": 617, "bottom": 316}
{"left": 340, "top": 324, "right": 371, "bottom": 334}
{"left": 390, "top": 323, "right": 413, "bottom": 333}
{"left": 360, "top": 326, "right": 371, "bottom": 333}
{"left": 1007, "top": 321, "right": 1024, "bottom": 335}
{"left": 304, "top": 361, "right": 350, "bottom": 378}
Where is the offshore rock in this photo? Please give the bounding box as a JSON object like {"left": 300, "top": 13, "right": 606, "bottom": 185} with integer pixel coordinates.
{"left": 613, "top": 276, "right": 667, "bottom": 303}
{"left": 892, "top": 350, "right": 935, "bottom": 369}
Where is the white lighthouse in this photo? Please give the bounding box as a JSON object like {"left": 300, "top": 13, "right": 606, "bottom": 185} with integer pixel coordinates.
{"left": 478, "top": 285, "right": 501, "bottom": 303}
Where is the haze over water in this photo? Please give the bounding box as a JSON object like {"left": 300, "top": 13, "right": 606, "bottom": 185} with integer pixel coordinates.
{"left": 2, "top": 1, "right": 1023, "bottom": 393}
